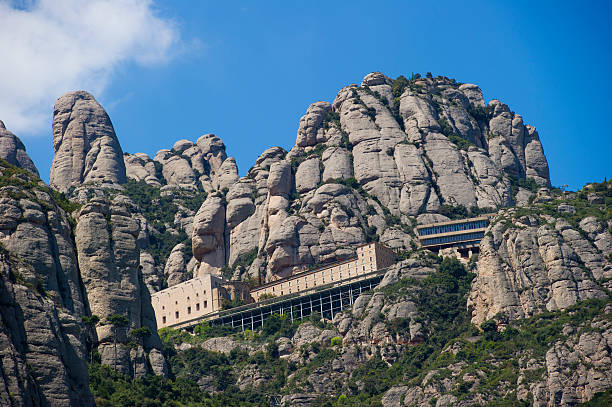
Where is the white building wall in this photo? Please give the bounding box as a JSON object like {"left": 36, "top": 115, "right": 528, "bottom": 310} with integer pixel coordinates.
{"left": 250, "top": 243, "right": 393, "bottom": 301}
{"left": 151, "top": 274, "right": 226, "bottom": 329}
{"left": 152, "top": 243, "right": 396, "bottom": 328}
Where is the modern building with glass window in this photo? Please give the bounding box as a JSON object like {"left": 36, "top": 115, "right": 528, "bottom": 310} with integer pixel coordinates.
{"left": 416, "top": 214, "right": 493, "bottom": 255}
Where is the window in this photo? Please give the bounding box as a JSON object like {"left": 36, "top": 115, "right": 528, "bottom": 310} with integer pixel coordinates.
{"left": 196, "top": 292, "right": 199, "bottom": 297}
{"left": 196, "top": 303, "right": 200, "bottom": 311}
{"left": 162, "top": 306, "right": 165, "bottom": 310}
{"left": 162, "top": 316, "right": 166, "bottom": 324}
{"left": 175, "top": 311, "right": 179, "bottom": 319}
{"left": 187, "top": 306, "right": 191, "bottom": 314}
{"left": 203, "top": 300, "right": 208, "bottom": 308}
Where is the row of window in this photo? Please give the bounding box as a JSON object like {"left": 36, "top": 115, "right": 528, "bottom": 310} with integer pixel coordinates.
{"left": 160, "top": 300, "right": 209, "bottom": 324}
{"left": 421, "top": 231, "right": 485, "bottom": 246}
{"left": 256, "top": 263, "right": 374, "bottom": 298}
{"left": 418, "top": 220, "right": 487, "bottom": 236}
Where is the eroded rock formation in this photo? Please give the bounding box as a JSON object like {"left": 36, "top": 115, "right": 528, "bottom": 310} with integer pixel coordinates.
{"left": 50, "top": 91, "right": 126, "bottom": 192}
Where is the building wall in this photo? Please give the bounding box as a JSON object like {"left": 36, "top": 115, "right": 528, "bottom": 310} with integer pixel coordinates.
{"left": 152, "top": 274, "right": 229, "bottom": 329}
{"left": 250, "top": 242, "right": 395, "bottom": 302}
{"left": 153, "top": 243, "right": 396, "bottom": 328}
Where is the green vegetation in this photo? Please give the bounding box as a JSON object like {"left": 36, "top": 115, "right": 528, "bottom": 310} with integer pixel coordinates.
{"left": 90, "top": 362, "right": 262, "bottom": 407}
{"left": 89, "top": 249, "right": 612, "bottom": 406}
{"left": 437, "top": 204, "right": 495, "bottom": 220}
{"left": 501, "top": 178, "right": 612, "bottom": 231}
{"left": 508, "top": 175, "right": 539, "bottom": 197}
{"left": 580, "top": 389, "right": 612, "bottom": 406}
{"left": 122, "top": 179, "right": 197, "bottom": 268}
{"left": 220, "top": 247, "right": 259, "bottom": 281}
{"left": 468, "top": 105, "right": 494, "bottom": 123}
{"left": 437, "top": 117, "right": 474, "bottom": 151}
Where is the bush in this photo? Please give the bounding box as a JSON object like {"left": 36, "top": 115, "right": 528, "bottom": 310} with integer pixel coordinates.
{"left": 330, "top": 336, "right": 343, "bottom": 347}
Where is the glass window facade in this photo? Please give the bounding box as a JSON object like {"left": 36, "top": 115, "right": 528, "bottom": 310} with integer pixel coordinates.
{"left": 418, "top": 220, "right": 487, "bottom": 236}
{"left": 422, "top": 231, "right": 485, "bottom": 246}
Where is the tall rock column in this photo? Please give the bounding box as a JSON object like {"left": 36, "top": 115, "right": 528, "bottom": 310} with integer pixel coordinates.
{"left": 192, "top": 195, "right": 227, "bottom": 276}
{"left": 50, "top": 91, "right": 126, "bottom": 193}
{"left": 75, "top": 195, "right": 167, "bottom": 376}
{"left": 0, "top": 158, "right": 92, "bottom": 406}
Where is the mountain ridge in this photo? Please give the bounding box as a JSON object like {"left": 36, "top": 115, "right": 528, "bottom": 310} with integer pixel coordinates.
{"left": 0, "top": 71, "right": 609, "bottom": 407}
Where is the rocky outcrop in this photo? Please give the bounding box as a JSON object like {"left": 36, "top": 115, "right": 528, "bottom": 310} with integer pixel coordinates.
{"left": 40, "top": 74, "right": 553, "bottom": 286}
{"left": 124, "top": 133, "right": 239, "bottom": 193}
{"left": 164, "top": 243, "right": 192, "bottom": 287}
{"left": 0, "top": 160, "right": 92, "bottom": 406}
{"left": 74, "top": 192, "right": 167, "bottom": 376}
{"left": 534, "top": 317, "right": 612, "bottom": 405}
{"left": 192, "top": 195, "right": 227, "bottom": 276}
{"left": 50, "top": 91, "right": 126, "bottom": 192}
{"left": 0, "top": 120, "right": 39, "bottom": 175}
{"left": 183, "top": 72, "right": 552, "bottom": 281}
{"left": 0, "top": 256, "right": 93, "bottom": 407}
{"left": 468, "top": 207, "right": 611, "bottom": 326}
{"left": 378, "top": 306, "right": 612, "bottom": 407}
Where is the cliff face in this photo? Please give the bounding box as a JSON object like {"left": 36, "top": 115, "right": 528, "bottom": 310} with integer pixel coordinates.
{"left": 73, "top": 192, "right": 167, "bottom": 376}
{"left": 0, "top": 93, "right": 168, "bottom": 405}
{"left": 188, "top": 72, "right": 550, "bottom": 281}
{"left": 0, "top": 160, "right": 92, "bottom": 406}
{"left": 469, "top": 196, "right": 612, "bottom": 326}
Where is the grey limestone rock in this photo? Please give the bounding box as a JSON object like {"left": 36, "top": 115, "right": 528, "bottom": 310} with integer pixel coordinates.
{"left": 192, "top": 195, "right": 226, "bottom": 276}
{"left": 0, "top": 164, "right": 93, "bottom": 405}
{"left": 296, "top": 101, "right": 331, "bottom": 147}
{"left": 50, "top": 91, "right": 126, "bottom": 192}
{"left": 468, "top": 210, "right": 609, "bottom": 326}
{"left": 164, "top": 243, "right": 190, "bottom": 287}
{"left": 0, "top": 120, "right": 39, "bottom": 175}
{"left": 75, "top": 194, "right": 167, "bottom": 375}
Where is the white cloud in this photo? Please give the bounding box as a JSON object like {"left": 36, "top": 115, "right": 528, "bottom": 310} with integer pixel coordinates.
{"left": 0, "top": 0, "right": 179, "bottom": 134}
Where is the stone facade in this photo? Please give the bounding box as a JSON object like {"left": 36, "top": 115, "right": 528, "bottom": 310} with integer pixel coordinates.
{"left": 152, "top": 274, "right": 252, "bottom": 329}
{"left": 250, "top": 242, "right": 395, "bottom": 301}
{"left": 152, "top": 243, "right": 395, "bottom": 328}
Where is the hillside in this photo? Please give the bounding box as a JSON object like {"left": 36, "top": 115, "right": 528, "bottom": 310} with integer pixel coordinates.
{"left": 0, "top": 72, "right": 609, "bottom": 406}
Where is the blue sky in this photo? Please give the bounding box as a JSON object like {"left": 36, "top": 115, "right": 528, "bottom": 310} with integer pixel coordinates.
{"left": 3, "top": 0, "right": 611, "bottom": 190}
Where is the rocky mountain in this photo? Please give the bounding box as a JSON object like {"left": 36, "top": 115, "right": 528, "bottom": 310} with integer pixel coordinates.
{"left": 0, "top": 160, "right": 92, "bottom": 406}
{"left": 0, "top": 120, "right": 39, "bottom": 176}
{"left": 0, "top": 71, "right": 610, "bottom": 406}
{"left": 113, "top": 72, "right": 550, "bottom": 288}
